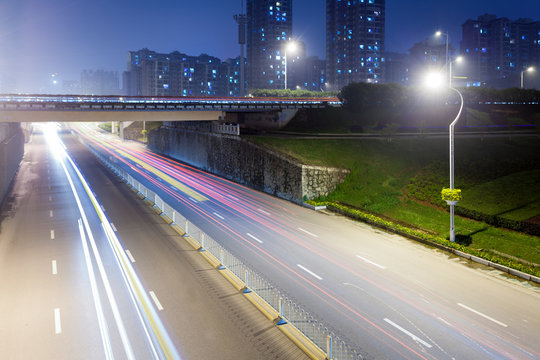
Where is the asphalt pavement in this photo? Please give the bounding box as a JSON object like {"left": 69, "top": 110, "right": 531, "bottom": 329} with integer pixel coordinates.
{"left": 0, "top": 127, "right": 309, "bottom": 360}
{"left": 70, "top": 123, "right": 540, "bottom": 360}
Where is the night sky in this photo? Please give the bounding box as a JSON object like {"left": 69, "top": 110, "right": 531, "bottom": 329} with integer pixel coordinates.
{"left": 1, "top": 0, "right": 539, "bottom": 92}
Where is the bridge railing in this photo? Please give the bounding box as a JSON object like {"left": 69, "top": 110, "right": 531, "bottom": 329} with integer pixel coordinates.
{"left": 91, "top": 147, "right": 361, "bottom": 360}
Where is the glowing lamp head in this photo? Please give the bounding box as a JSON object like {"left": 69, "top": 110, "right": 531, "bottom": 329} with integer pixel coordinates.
{"left": 455, "top": 56, "right": 463, "bottom": 63}
{"left": 435, "top": 31, "right": 442, "bottom": 37}
{"left": 526, "top": 66, "right": 535, "bottom": 72}
{"left": 424, "top": 71, "right": 445, "bottom": 89}
{"left": 286, "top": 41, "right": 297, "bottom": 53}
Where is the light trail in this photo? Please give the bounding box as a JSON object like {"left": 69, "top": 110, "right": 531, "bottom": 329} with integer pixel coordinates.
{"left": 46, "top": 123, "right": 182, "bottom": 360}
{"left": 72, "top": 123, "right": 539, "bottom": 360}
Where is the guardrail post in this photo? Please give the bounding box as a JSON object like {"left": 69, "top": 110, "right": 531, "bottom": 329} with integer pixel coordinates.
{"left": 183, "top": 220, "right": 189, "bottom": 237}
{"left": 217, "top": 249, "right": 225, "bottom": 270}
{"left": 277, "top": 297, "right": 287, "bottom": 325}
{"left": 326, "top": 335, "right": 333, "bottom": 360}
{"left": 243, "top": 269, "right": 252, "bottom": 293}
{"left": 198, "top": 233, "right": 206, "bottom": 252}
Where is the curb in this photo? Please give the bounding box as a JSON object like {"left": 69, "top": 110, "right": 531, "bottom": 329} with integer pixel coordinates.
{"left": 302, "top": 202, "right": 326, "bottom": 211}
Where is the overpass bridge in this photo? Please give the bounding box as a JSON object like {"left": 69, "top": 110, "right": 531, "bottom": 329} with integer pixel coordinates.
{"left": 0, "top": 95, "right": 342, "bottom": 127}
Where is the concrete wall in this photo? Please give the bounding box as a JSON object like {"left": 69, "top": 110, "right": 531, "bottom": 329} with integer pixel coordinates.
{"left": 0, "top": 123, "right": 24, "bottom": 205}
{"left": 148, "top": 127, "right": 349, "bottom": 203}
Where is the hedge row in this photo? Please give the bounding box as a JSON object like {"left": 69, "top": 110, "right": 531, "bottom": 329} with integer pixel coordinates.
{"left": 454, "top": 206, "right": 540, "bottom": 236}
{"left": 308, "top": 200, "right": 540, "bottom": 278}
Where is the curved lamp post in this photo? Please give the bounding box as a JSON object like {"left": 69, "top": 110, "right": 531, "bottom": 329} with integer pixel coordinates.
{"left": 520, "top": 66, "right": 535, "bottom": 89}
{"left": 284, "top": 41, "right": 297, "bottom": 90}
{"left": 425, "top": 67, "right": 464, "bottom": 242}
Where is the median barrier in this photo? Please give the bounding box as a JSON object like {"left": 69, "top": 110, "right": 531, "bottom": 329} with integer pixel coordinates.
{"left": 89, "top": 145, "right": 361, "bottom": 360}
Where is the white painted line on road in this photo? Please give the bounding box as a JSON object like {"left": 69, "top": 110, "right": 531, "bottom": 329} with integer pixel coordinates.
{"left": 54, "top": 308, "right": 62, "bottom": 334}
{"left": 257, "top": 208, "right": 270, "bottom": 216}
{"left": 125, "top": 250, "right": 136, "bottom": 263}
{"left": 50, "top": 210, "right": 54, "bottom": 218}
{"left": 101, "top": 205, "right": 106, "bottom": 212}
{"left": 457, "top": 303, "right": 508, "bottom": 327}
{"left": 169, "top": 185, "right": 176, "bottom": 190}
{"left": 227, "top": 194, "right": 239, "bottom": 201}
{"left": 213, "top": 212, "right": 225, "bottom": 220}
{"left": 50, "top": 230, "right": 55, "bottom": 240}
{"left": 298, "top": 227, "right": 319, "bottom": 238}
{"left": 297, "top": 264, "right": 323, "bottom": 280}
{"left": 149, "top": 291, "right": 164, "bottom": 311}
{"left": 247, "top": 233, "right": 263, "bottom": 244}
{"left": 189, "top": 197, "right": 199, "bottom": 203}
{"left": 52, "top": 260, "right": 57, "bottom": 275}
{"left": 384, "top": 318, "right": 432, "bottom": 348}
{"left": 110, "top": 223, "right": 117, "bottom": 232}
{"left": 356, "top": 255, "right": 386, "bottom": 269}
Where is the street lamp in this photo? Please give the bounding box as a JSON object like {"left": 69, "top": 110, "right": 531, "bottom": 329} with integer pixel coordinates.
{"left": 520, "top": 66, "right": 535, "bottom": 89}
{"left": 284, "top": 41, "right": 297, "bottom": 90}
{"left": 425, "top": 70, "right": 464, "bottom": 242}
{"left": 435, "top": 30, "right": 450, "bottom": 84}
{"left": 449, "top": 56, "right": 463, "bottom": 88}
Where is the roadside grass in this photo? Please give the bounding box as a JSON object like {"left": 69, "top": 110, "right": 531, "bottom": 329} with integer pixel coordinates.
{"left": 250, "top": 135, "right": 540, "bottom": 265}
{"left": 98, "top": 122, "right": 112, "bottom": 132}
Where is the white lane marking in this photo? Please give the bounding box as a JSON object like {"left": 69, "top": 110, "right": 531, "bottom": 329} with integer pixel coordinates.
{"left": 257, "top": 208, "right": 270, "bottom": 216}
{"left": 52, "top": 260, "right": 57, "bottom": 275}
{"left": 298, "top": 227, "right": 319, "bottom": 238}
{"left": 54, "top": 308, "right": 62, "bottom": 334}
{"left": 50, "top": 210, "right": 54, "bottom": 218}
{"left": 149, "top": 291, "right": 164, "bottom": 311}
{"left": 457, "top": 303, "right": 508, "bottom": 327}
{"left": 356, "top": 255, "right": 386, "bottom": 269}
{"left": 384, "top": 318, "right": 432, "bottom": 348}
{"left": 297, "top": 264, "right": 323, "bottom": 280}
{"left": 247, "top": 233, "right": 263, "bottom": 244}
{"left": 213, "top": 212, "right": 225, "bottom": 220}
{"left": 189, "top": 197, "right": 198, "bottom": 203}
{"left": 101, "top": 205, "right": 106, "bottom": 211}
{"left": 227, "top": 194, "right": 239, "bottom": 201}
{"left": 125, "top": 250, "right": 136, "bottom": 263}
{"left": 111, "top": 222, "right": 117, "bottom": 232}
{"left": 50, "top": 230, "right": 55, "bottom": 239}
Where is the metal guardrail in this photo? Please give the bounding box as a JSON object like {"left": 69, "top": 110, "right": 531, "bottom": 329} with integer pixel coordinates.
{"left": 90, "top": 148, "right": 362, "bottom": 360}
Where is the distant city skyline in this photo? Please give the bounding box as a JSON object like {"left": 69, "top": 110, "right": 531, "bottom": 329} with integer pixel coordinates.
{"left": 1, "top": 0, "right": 539, "bottom": 92}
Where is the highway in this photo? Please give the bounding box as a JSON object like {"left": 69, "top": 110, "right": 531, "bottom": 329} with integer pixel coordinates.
{"left": 0, "top": 125, "right": 308, "bottom": 360}
{"left": 70, "top": 123, "right": 540, "bottom": 360}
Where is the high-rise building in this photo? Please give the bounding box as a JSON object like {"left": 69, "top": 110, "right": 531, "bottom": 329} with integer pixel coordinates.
{"left": 247, "top": 0, "right": 293, "bottom": 90}
{"left": 461, "top": 14, "right": 540, "bottom": 88}
{"left": 384, "top": 52, "right": 409, "bottom": 85}
{"left": 123, "top": 49, "right": 237, "bottom": 97}
{"left": 81, "top": 69, "right": 120, "bottom": 95}
{"left": 326, "top": 0, "right": 385, "bottom": 91}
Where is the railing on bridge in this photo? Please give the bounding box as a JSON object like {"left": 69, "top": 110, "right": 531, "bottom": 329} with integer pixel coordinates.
{"left": 0, "top": 94, "right": 342, "bottom": 112}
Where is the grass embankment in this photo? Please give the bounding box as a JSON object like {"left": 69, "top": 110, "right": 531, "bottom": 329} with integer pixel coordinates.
{"left": 250, "top": 136, "right": 540, "bottom": 270}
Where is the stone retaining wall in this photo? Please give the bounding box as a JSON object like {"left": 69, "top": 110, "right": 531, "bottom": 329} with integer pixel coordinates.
{"left": 148, "top": 127, "right": 349, "bottom": 203}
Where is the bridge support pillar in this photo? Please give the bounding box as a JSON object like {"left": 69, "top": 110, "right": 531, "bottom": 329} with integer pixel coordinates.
{"left": 119, "top": 121, "right": 125, "bottom": 140}
{"left": 111, "top": 121, "right": 117, "bottom": 134}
